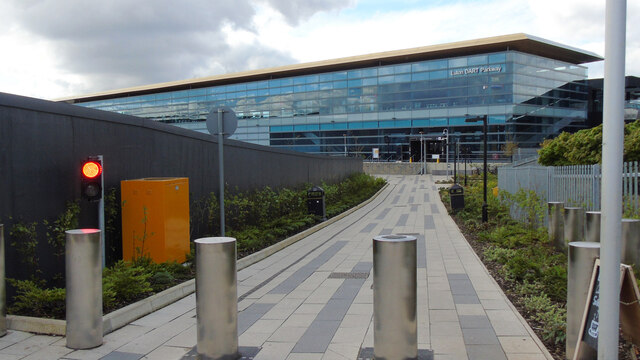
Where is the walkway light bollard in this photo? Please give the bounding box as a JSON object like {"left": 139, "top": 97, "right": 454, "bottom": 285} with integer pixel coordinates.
{"left": 373, "top": 234, "right": 417, "bottom": 360}
{"left": 0, "top": 224, "right": 6, "bottom": 337}
{"left": 547, "top": 202, "right": 564, "bottom": 251}
{"left": 65, "top": 229, "right": 103, "bottom": 349}
{"left": 195, "top": 237, "right": 238, "bottom": 360}
{"left": 585, "top": 211, "right": 601, "bottom": 243}
{"left": 563, "top": 207, "right": 585, "bottom": 247}
{"left": 566, "top": 241, "right": 600, "bottom": 359}
{"left": 621, "top": 219, "right": 640, "bottom": 266}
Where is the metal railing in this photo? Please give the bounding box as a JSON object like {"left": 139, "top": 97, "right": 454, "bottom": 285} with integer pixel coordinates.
{"left": 499, "top": 161, "right": 640, "bottom": 215}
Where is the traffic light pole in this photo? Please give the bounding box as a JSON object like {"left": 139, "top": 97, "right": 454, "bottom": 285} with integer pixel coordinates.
{"left": 98, "top": 155, "right": 105, "bottom": 268}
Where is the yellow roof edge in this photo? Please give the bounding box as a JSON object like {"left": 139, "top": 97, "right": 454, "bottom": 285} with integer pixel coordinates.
{"left": 56, "top": 33, "right": 602, "bottom": 103}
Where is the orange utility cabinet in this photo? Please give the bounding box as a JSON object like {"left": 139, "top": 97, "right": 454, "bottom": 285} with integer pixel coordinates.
{"left": 121, "top": 177, "right": 190, "bottom": 263}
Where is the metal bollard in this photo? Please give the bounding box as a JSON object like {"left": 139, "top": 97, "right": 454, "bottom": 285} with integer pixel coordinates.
{"left": 564, "top": 207, "right": 585, "bottom": 246}
{"left": 566, "top": 241, "right": 600, "bottom": 359}
{"left": 548, "top": 202, "right": 564, "bottom": 250}
{"left": 66, "top": 229, "right": 102, "bottom": 349}
{"left": 584, "top": 211, "right": 601, "bottom": 243}
{"left": 373, "top": 234, "right": 417, "bottom": 360}
{"left": 196, "top": 237, "right": 238, "bottom": 360}
{"left": 0, "top": 224, "right": 6, "bottom": 337}
{"left": 622, "top": 219, "right": 640, "bottom": 266}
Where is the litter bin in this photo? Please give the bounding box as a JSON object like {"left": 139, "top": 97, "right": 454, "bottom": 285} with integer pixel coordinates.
{"left": 307, "top": 186, "right": 326, "bottom": 220}
{"left": 449, "top": 184, "right": 464, "bottom": 211}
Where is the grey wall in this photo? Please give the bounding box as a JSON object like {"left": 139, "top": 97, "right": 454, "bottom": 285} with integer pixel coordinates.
{"left": 0, "top": 92, "right": 361, "bottom": 282}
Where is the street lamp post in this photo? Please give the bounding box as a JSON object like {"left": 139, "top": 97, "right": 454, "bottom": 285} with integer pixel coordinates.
{"left": 442, "top": 129, "right": 449, "bottom": 179}
{"left": 343, "top": 133, "right": 347, "bottom": 157}
{"left": 465, "top": 115, "right": 488, "bottom": 223}
{"left": 419, "top": 131, "right": 424, "bottom": 175}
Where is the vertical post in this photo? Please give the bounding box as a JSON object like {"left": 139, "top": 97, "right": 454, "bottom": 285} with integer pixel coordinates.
{"left": 373, "top": 234, "right": 417, "bottom": 360}
{"left": 585, "top": 211, "right": 601, "bottom": 243}
{"left": 196, "top": 237, "right": 238, "bottom": 360}
{"left": 564, "top": 207, "right": 585, "bottom": 245}
{"left": 218, "top": 109, "right": 226, "bottom": 237}
{"left": 621, "top": 219, "right": 640, "bottom": 266}
{"left": 0, "top": 224, "right": 5, "bottom": 337}
{"left": 566, "top": 242, "right": 600, "bottom": 359}
{"left": 464, "top": 148, "right": 468, "bottom": 186}
{"left": 482, "top": 116, "right": 488, "bottom": 223}
{"left": 66, "top": 229, "right": 102, "bottom": 350}
{"left": 600, "top": 0, "right": 626, "bottom": 356}
{"left": 548, "top": 202, "right": 564, "bottom": 250}
{"left": 98, "top": 155, "right": 105, "bottom": 268}
{"left": 454, "top": 142, "right": 458, "bottom": 184}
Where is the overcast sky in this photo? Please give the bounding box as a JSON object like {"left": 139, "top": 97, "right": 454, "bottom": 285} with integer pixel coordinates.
{"left": 0, "top": 0, "right": 638, "bottom": 100}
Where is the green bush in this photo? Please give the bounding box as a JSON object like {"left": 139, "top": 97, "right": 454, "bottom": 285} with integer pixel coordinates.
{"left": 103, "top": 261, "right": 153, "bottom": 307}
{"left": 522, "top": 294, "right": 566, "bottom": 344}
{"left": 8, "top": 279, "right": 66, "bottom": 319}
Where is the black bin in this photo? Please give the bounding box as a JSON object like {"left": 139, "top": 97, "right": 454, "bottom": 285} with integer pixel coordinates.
{"left": 449, "top": 184, "right": 465, "bottom": 211}
{"left": 307, "top": 186, "right": 326, "bottom": 220}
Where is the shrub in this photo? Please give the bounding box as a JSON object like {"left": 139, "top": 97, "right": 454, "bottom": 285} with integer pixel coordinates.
{"left": 8, "top": 279, "right": 65, "bottom": 319}
{"left": 103, "top": 261, "right": 153, "bottom": 306}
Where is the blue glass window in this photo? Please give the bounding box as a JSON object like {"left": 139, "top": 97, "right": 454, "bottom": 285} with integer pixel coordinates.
{"left": 413, "top": 119, "right": 430, "bottom": 127}
{"left": 488, "top": 53, "right": 506, "bottom": 63}
{"left": 379, "top": 66, "right": 394, "bottom": 76}
{"left": 394, "top": 64, "right": 411, "bottom": 74}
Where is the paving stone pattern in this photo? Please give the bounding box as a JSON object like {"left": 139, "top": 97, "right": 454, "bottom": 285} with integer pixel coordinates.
{"left": 0, "top": 175, "right": 552, "bottom": 360}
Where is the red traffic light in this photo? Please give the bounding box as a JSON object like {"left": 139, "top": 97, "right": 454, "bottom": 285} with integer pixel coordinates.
{"left": 82, "top": 161, "right": 102, "bottom": 179}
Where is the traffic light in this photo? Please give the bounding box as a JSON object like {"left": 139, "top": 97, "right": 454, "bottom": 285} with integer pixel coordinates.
{"left": 81, "top": 157, "right": 103, "bottom": 201}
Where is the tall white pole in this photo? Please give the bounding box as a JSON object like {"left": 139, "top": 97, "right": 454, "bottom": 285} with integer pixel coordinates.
{"left": 599, "top": 0, "right": 626, "bottom": 358}
{"left": 218, "top": 109, "right": 226, "bottom": 237}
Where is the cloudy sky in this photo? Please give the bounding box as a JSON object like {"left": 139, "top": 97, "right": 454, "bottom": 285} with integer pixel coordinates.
{"left": 0, "top": 0, "right": 638, "bottom": 100}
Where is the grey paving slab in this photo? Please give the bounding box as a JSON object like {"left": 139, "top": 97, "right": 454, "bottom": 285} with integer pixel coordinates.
{"left": 99, "top": 352, "right": 144, "bottom": 360}
{"left": 424, "top": 215, "right": 435, "bottom": 229}
{"left": 269, "top": 241, "right": 347, "bottom": 294}
{"left": 466, "top": 344, "right": 507, "bottom": 360}
{"left": 375, "top": 208, "right": 390, "bottom": 220}
{"left": 424, "top": 193, "right": 430, "bottom": 202}
{"left": 459, "top": 315, "right": 492, "bottom": 329}
{"left": 462, "top": 328, "right": 500, "bottom": 345}
{"left": 239, "top": 303, "right": 277, "bottom": 334}
{"left": 391, "top": 195, "right": 400, "bottom": 204}
{"left": 396, "top": 213, "right": 409, "bottom": 226}
{"left": 359, "top": 223, "right": 377, "bottom": 233}
{"left": 291, "top": 321, "right": 341, "bottom": 353}
{"left": 431, "top": 203, "right": 440, "bottom": 214}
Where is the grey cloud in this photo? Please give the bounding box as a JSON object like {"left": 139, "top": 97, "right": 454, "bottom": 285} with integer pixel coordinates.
{"left": 262, "top": 0, "right": 356, "bottom": 25}
{"left": 4, "top": 0, "right": 350, "bottom": 95}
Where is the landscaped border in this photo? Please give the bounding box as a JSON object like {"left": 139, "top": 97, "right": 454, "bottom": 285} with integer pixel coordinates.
{"left": 7, "top": 182, "right": 389, "bottom": 336}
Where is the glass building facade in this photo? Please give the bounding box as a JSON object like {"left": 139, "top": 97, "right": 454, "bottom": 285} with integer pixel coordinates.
{"left": 69, "top": 36, "right": 597, "bottom": 161}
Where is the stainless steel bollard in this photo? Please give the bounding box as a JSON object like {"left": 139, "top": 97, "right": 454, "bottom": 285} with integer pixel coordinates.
{"left": 622, "top": 219, "right": 640, "bottom": 266}
{"left": 0, "top": 224, "right": 6, "bottom": 337}
{"left": 566, "top": 241, "right": 600, "bottom": 359}
{"left": 584, "top": 211, "right": 601, "bottom": 243}
{"left": 548, "top": 202, "right": 564, "bottom": 250}
{"left": 196, "top": 237, "right": 238, "bottom": 360}
{"left": 373, "top": 234, "right": 417, "bottom": 360}
{"left": 564, "top": 207, "right": 585, "bottom": 246}
{"left": 66, "top": 229, "right": 102, "bottom": 349}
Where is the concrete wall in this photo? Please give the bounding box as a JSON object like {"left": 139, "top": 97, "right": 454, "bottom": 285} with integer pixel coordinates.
{"left": 363, "top": 161, "right": 501, "bottom": 175}
{"left": 0, "top": 92, "right": 361, "bottom": 281}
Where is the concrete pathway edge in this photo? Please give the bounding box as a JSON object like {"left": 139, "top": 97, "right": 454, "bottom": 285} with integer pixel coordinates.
{"left": 6, "top": 182, "right": 389, "bottom": 336}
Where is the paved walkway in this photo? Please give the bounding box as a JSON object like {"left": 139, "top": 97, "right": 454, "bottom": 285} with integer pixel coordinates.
{"left": 0, "top": 175, "right": 553, "bottom": 360}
